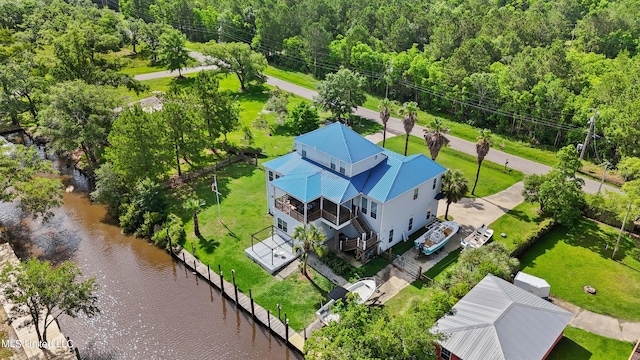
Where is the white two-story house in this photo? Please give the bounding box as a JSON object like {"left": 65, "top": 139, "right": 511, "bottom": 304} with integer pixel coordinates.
{"left": 263, "top": 122, "right": 446, "bottom": 261}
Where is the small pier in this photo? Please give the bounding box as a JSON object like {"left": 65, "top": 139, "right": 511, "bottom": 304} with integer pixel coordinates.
{"left": 172, "top": 248, "right": 303, "bottom": 354}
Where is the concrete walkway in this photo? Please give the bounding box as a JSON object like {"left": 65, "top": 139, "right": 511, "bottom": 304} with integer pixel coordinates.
{"left": 552, "top": 297, "right": 640, "bottom": 342}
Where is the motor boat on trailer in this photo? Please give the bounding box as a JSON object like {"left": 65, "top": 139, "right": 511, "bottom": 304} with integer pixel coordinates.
{"left": 414, "top": 221, "right": 459, "bottom": 256}
{"left": 315, "top": 277, "right": 377, "bottom": 325}
{"left": 461, "top": 224, "right": 494, "bottom": 250}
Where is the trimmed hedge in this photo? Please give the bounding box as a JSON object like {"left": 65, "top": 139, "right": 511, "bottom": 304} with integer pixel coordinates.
{"left": 511, "top": 218, "right": 556, "bottom": 258}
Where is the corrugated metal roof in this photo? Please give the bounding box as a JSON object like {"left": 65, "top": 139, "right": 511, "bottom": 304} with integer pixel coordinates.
{"left": 266, "top": 129, "right": 445, "bottom": 204}
{"left": 271, "top": 172, "right": 321, "bottom": 202}
{"left": 363, "top": 151, "right": 446, "bottom": 202}
{"left": 433, "top": 274, "right": 573, "bottom": 360}
{"left": 295, "top": 122, "right": 382, "bottom": 163}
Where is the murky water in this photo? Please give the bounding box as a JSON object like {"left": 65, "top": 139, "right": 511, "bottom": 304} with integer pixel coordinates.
{"left": 0, "top": 134, "right": 298, "bottom": 359}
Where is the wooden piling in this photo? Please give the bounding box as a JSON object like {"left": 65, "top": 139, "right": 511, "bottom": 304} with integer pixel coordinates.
{"left": 232, "top": 269, "right": 238, "bottom": 304}
{"left": 250, "top": 289, "right": 255, "bottom": 319}
{"left": 267, "top": 310, "right": 271, "bottom": 329}
{"left": 285, "top": 318, "right": 289, "bottom": 345}
{"left": 182, "top": 252, "right": 185, "bottom": 263}
{"left": 207, "top": 264, "right": 211, "bottom": 281}
{"left": 417, "top": 266, "right": 422, "bottom": 280}
{"left": 220, "top": 270, "right": 224, "bottom": 293}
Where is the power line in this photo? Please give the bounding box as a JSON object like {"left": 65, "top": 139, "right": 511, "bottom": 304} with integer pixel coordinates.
{"left": 101, "top": 0, "right": 582, "bottom": 133}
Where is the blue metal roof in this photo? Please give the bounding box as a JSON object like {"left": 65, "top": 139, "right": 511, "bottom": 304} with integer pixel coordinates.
{"left": 294, "top": 122, "right": 383, "bottom": 164}
{"left": 271, "top": 172, "right": 321, "bottom": 202}
{"left": 265, "top": 133, "right": 446, "bottom": 204}
{"left": 362, "top": 150, "right": 446, "bottom": 202}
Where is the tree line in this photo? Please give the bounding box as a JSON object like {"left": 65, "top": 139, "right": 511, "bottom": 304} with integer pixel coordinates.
{"left": 107, "top": 0, "right": 640, "bottom": 165}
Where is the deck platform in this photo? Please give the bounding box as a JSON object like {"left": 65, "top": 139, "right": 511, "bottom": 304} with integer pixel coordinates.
{"left": 244, "top": 233, "right": 299, "bottom": 274}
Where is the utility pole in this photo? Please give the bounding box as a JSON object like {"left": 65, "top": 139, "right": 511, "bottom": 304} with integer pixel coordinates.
{"left": 612, "top": 201, "right": 632, "bottom": 259}
{"left": 598, "top": 161, "right": 609, "bottom": 193}
{"left": 580, "top": 109, "right": 597, "bottom": 160}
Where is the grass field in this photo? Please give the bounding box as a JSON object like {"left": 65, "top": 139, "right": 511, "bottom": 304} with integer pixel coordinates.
{"left": 520, "top": 218, "right": 640, "bottom": 321}
{"left": 490, "top": 202, "right": 548, "bottom": 251}
{"left": 423, "top": 249, "right": 461, "bottom": 283}
{"left": 547, "top": 327, "right": 633, "bottom": 360}
{"left": 383, "top": 135, "right": 524, "bottom": 198}
{"left": 384, "top": 281, "right": 435, "bottom": 316}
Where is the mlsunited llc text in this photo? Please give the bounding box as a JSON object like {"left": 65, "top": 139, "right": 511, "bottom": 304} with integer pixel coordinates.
{"left": 1, "top": 338, "right": 72, "bottom": 349}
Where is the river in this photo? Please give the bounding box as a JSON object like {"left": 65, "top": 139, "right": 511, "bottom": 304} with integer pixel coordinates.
{"left": 0, "top": 135, "right": 298, "bottom": 360}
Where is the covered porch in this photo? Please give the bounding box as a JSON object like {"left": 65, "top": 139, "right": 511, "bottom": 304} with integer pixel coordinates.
{"left": 273, "top": 193, "right": 352, "bottom": 227}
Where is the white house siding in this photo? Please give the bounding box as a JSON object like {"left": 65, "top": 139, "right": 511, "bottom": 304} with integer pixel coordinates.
{"left": 273, "top": 209, "right": 300, "bottom": 238}
{"left": 377, "top": 175, "right": 442, "bottom": 252}
{"left": 295, "top": 141, "right": 355, "bottom": 176}
{"left": 351, "top": 153, "right": 387, "bottom": 176}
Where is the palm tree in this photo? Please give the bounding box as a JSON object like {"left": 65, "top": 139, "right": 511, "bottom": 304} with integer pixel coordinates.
{"left": 442, "top": 169, "right": 469, "bottom": 220}
{"left": 399, "top": 101, "right": 419, "bottom": 156}
{"left": 471, "top": 129, "right": 493, "bottom": 195}
{"left": 183, "top": 197, "right": 206, "bottom": 237}
{"left": 292, "top": 224, "right": 326, "bottom": 276}
{"left": 423, "top": 118, "right": 450, "bottom": 160}
{"left": 378, "top": 98, "right": 393, "bottom": 148}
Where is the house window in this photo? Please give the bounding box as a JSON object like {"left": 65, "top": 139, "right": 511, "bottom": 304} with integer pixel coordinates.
{"left": 388, "top": 229, "right": 394, "bottom": 243}
{"left": 362, "top": 198, "right": 368, "bottom": 214}
{"left": 371, "top": 202, "right": 377, "bottom": 219}
{"left": 277, "top": 218, "right": 288, "bottom": 233}
{"left": 268, "top": 171, "right": 273, "bottom": 181}
{"left": 301, "top": 145, "right": 307, "bottom": 157}
{"left": 339, "top": 161, "right": 346, "bottom": 175}
{"left": 408, "top": 218, "right": 413, "bottom": 231}
{"left": 330, "top": 158, "right": 336, "bottom": 170}
{"left": 275, "top": 174, "right": 280, "bottom": 179}
{"left": 433, "top": 178, "right": 437, "bottom": 190}
{"left": 413, "top": 188, "right": 419, "bottom": 200}
{"left": 440, "top": 348, "right": 452, "bottom": 360}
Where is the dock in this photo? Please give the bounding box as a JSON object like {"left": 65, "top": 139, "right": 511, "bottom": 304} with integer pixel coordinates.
{"left": 172, "top": 248, "right": 303, "bottom": 354}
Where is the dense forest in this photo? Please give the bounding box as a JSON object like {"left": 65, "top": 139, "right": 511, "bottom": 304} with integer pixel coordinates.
{"left": 106, "top": 0, "right": 640, "bottom": 164}
{"left": 1, "top": 0, "right": 639, "bottom": 164}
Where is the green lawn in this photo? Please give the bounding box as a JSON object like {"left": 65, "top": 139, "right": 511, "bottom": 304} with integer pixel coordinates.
{"left": 548, "top": 327, "right": 633, "bottom": 360}
{"left": 383, "top": 135, "right": 524, "bottom": 198}
{"left": 263, "top": 65, "right": 560, "bottom": 167}
{"left": 174, "top": 163, "right": 333, "bottom": 331}
{"left": 424, "top": 249, "right": 461, "bottom": 283}
{"left": 490, "top": 202, "right": 548, "bottom": 251}
{"left": 520, "top": 218, "right": 640, "bottom": 321}
{"left": 384, "top": 281, "right": 434, "bottom": 317}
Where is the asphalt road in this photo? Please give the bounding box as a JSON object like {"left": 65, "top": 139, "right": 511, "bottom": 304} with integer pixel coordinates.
{"left": 134, "top": 56, "right": 618, "bottom": 195}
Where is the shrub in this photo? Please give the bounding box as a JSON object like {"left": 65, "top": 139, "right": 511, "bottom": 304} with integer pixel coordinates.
{"left": 152, "top": 214, "right": 186, "bottom": 249}
{"left": 287, "top": 102, "right": 320, "bottom": 135}
{"left": 134, "top": 211, "right": 165, "bottom": 238}
{"left": 511, "top": 218, "right": 556, "bottom": 257}
{"left": 119, "top": 178, "right": 167, "bottom": 235}
{"left": 321, "top": 252, "right": 364, "bottom": 283}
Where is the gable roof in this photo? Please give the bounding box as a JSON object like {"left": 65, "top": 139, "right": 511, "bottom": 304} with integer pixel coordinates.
{"left": 433, "top": 274, "right": 572, "bottom": 360}
{"left": 295, "top": 122, "right": 383, "bottom": 164}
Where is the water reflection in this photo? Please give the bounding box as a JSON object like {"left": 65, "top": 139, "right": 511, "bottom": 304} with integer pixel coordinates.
{"left": 0, "top": 134, "right": 299, "bottom": 359}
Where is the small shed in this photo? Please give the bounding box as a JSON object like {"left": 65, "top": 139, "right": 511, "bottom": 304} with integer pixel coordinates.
{"left": 514, "top": 271, "right": 551, "bottom": 298}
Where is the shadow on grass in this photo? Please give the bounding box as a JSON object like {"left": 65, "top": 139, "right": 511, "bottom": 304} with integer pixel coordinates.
{"left": 197, "top": 234, "right": 219, "bottom": 253}
{"left": 548, "top": 337, "right": 592, "bottom": 360}
{"left": 305, "top": 272, "right": 329, "bottom": 298}
{"left": 519, "top": 217, "right": 638, "bottom": 269}
{"left": 170, "top": 162, "right": 259, "bottom": 223}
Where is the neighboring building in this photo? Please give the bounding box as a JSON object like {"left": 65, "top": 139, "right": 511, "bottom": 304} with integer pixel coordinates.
{"left": 432, "top": 274, "right": 573, "bottom": 360}
{"left": 262, "top": 122, "right": 446, "bottom": 259}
